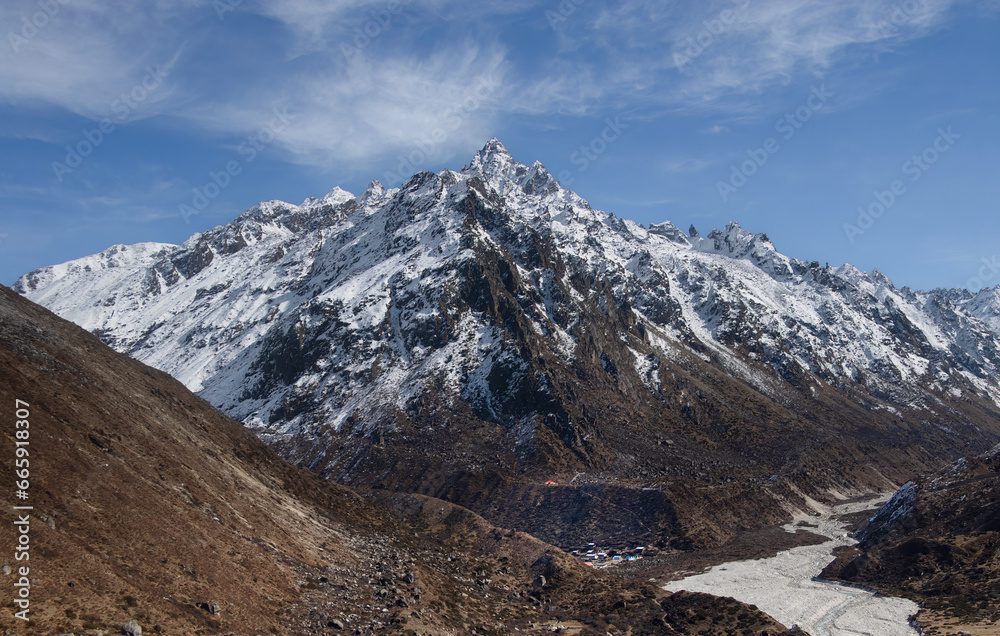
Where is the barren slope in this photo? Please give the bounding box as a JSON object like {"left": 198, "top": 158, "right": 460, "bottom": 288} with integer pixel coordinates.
{"left": 0, "top": 285, "right": 805, "bottom": 635}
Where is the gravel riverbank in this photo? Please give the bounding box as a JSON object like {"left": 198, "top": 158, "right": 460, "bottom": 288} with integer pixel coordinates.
{"left": 663, "top": 498, "right": 920, "bottom": 636}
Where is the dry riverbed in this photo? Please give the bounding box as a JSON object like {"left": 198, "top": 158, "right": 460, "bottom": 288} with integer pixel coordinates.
{"left": 663, "top": 497, "right": 921, "bottom": 636}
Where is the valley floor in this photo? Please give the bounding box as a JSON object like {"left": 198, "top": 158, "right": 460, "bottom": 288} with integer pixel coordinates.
{"left": 663, "top": 497, "right": 921, "bottom": 636}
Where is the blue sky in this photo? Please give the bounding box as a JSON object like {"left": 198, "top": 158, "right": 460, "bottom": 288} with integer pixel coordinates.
{"left": 1, "top": 0, "right": 998, "bottom": 291}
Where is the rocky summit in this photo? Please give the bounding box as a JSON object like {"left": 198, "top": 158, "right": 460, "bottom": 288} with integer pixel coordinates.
{"left": 16, "top": 138, "right": 1000, "bottom": 550}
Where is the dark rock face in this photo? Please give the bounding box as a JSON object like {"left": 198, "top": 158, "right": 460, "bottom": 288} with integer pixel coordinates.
{"left": 171, "top": 238, "right": 215, "bottom": 279}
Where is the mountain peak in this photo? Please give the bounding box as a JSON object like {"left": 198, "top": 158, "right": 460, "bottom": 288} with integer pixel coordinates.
{"left": 360, "top": 179, "right": 392, "bottom": 208}
{"left": 15, "top": 136, "right": 1000, "bottom": 576}
{"left": 462, "top": 138, "right": 568, "bottom": 201}
{"left": 300, "top": 186, "right": 355, "bottom": 208}
{"left": 649, "top": 221, "right": 691, "bottom": 245}
{"left": 871, "top": 268, "right": 894, "bottom": 288}
{"left": 479, "top": 136, "right": 511, "bottom": 158}
{"left": 697, "top": 221, "right": 753, "bottom": 254}
{"left": 465, "top": 137, "right": 519, "bottom": 185}
{"left": 323, "top": 186, "right": 355, "bottom": 204}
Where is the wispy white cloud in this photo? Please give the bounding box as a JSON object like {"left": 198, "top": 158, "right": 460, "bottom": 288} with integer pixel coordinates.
{"left": 0, "top": 0, "right": 195, "bottom": 119}
{"left": 662, "top": 157, "right": 713, "bottom": 174}
{"left": 519, "top": 0, "right": 962, "bottom": 114}
{"left": 703, "top": 124, "right": 730, "bottom": 134}
{"left": 183, "top": 41, "right": 509, "bottom": 172}
{"left": 247, "top": 0, "right": 453, "bottom": 56}
{"left": 0, "top": 0, "right": 520, "bottom": 171}
{"left": 0, "top": 0, "right": 969, "bottom": 171}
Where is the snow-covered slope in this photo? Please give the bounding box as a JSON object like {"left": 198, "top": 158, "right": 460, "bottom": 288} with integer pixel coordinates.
{"left": 15, "top": 139, "right": 1000, "bottom": 547}
{"left": 966, "top": 285, "right": 1000, "bottom": 332}
{"left": 20, "top": 140, "right": 1000, "bottom": 424}
{"left": 925, "top": 284, "right": 1000, "bottom": 335}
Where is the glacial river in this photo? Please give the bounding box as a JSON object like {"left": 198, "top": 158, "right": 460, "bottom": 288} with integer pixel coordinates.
{"left": 663, "top": 498, "right": 920, "bottom": 636}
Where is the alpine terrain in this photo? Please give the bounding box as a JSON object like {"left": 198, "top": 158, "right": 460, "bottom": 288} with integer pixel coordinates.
{"left": 0, "top": 284, "right": 804, "bottom": 635}
{"left": 16, "top": 138, "right": 1000, "bottom": 551}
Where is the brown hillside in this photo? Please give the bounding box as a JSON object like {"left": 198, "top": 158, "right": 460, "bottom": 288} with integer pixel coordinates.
{"left": 0, "top": 285, "right": 801, "bottom": 635}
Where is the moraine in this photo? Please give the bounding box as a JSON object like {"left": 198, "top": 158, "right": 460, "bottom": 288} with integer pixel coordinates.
{"left": 663, "top": 497, "right": 920, "bottom": 636}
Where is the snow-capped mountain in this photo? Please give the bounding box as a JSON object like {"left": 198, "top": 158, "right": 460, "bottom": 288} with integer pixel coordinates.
{"left": 927, "top": 284, "right": 1000, "bottom": 334}
{"left": 16, "top": 139, "right": 1000, "bottom": 548}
